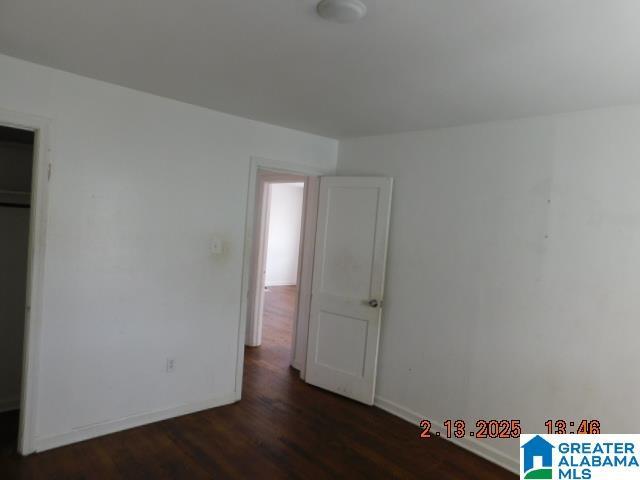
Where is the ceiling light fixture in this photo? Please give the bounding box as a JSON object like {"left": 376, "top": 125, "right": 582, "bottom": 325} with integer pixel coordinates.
{"left": 317, "top": 0, "right": 367, "bottom": 24}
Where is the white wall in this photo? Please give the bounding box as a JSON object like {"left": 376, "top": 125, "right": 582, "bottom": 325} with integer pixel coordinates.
{"left": 338, "top": 105, "right": 640, "bottom": 471}
{"left": 0, "top": 53, "right": 337, "bottom": 450}
{"left": 265, "top": 183, "right": 304, "bottom": 287}
{"left": 0, "top": 142, "right": 33, "bottom": 412}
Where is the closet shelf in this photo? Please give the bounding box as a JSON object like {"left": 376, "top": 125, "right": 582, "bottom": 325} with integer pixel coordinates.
{"left": 0, "top": 189, "right": 31, "bottom": 196}
{"left": 0, "top": 190, "right": 31, "bottom": 208}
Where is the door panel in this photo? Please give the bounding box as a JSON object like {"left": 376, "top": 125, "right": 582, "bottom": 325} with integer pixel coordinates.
{"left": 319, "top": 186, "right": 379, "bottom": 299}
{"left": 315, "top": 311, "right": 368, "bottom": 377}
{"left": 305, "top": 177, "right": 392, "bottom": 404}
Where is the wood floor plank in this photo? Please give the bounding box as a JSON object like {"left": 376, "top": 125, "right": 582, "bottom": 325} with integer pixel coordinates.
{"left": 0, "top": 286, "right": 516, "bottom": 479}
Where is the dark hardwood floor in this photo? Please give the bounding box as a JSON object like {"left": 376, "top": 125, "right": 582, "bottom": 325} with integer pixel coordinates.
{"left": 0, "top": 286, "right": 516, "bottom": 479}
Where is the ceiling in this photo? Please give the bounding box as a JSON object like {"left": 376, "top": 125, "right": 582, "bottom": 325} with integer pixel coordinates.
{"left": 1, "top": 1, "right": 640, "bottom": 138}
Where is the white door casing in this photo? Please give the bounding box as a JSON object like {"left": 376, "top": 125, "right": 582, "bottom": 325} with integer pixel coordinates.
{"left": 305, "top": 177, "right": 392, "bottom": 404}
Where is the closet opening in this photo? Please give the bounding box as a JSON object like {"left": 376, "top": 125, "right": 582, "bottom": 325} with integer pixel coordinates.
{"left": 0, "top": 125, "right": 35, "bottom": 454}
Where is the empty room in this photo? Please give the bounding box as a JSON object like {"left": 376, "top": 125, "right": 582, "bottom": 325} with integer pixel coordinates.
{"left": 1, "top": 1, "right": 639, "bottom": 479}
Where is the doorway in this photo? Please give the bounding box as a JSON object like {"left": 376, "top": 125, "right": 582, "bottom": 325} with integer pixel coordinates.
{"left": 237, "top": 157, "right": 392, "bottom": 408}
{"left": 245, "top": 171, "right": 310, "bottom": 371}
{"left": 235, "top": 157, "right": 325, "bottom": 401}
{"left": 0, "top": 125, "right": 35, "bottom": 454}
{"left": 0, "top": 109, "right": 50, "bottom": 456}
{"left": 260, "top": 181, "right": 304, "bottom": 365}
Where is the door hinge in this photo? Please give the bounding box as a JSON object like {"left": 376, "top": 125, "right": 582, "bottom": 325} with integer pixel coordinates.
{"left": 47, "top": 163, "right": 52, "bottom": 180}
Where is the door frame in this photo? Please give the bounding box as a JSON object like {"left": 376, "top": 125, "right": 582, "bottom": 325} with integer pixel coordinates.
{"left": 235, "top": 157, "right": 332, "bottom": 400}
{"left": 290, "top": 175, "right": 319, "bottom": 378}
{"left": 0, "top": 108, "right": 52, "bottom": 455}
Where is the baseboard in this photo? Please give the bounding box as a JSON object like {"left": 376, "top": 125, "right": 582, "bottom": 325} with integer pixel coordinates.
{"left": 265, "top": 281, "right": 296, "bottom": 287}
{"left": 28, "top": 389, "right": 518, "bottom": 471}
{"left": 0, "top": 396, "right": 20, "bottom": 413}
{"left": 33, "top": 392, "right": 237, "bottom": 453}
{"left": 374, "top": 395, "right": 519, "bottom": 475}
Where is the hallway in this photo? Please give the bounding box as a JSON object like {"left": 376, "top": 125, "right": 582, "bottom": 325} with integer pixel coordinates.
{"left": 258, "top": 285, "right": 297, "bottom": 364}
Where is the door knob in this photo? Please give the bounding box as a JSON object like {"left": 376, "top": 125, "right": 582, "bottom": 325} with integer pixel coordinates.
{"left": 368, "top": 299, "right": 380, "bottom": 308}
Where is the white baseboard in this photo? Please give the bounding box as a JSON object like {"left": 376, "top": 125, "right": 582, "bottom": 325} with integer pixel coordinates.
{"left": 0, "top": 396, "right": 20, "bottom": 413}
{"left": 374, "top": 395, "right": 519, "bottom": 475}
{"left": 265, "top": 281, "right": 296, "bottom": 287}
{"left": 33, "top": 392, "right": 237, "bottom": 453}
{"left": 27, "top": 388, "right": 518, "bottom": 473}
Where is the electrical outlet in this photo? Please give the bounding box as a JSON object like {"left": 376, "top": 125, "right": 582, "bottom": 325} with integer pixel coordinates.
{"left": 166, "top": 358, "right": 176, "bottom": 373}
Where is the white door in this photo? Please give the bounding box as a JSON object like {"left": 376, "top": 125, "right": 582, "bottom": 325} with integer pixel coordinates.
{"left": 305, "top": 177, "right": 392, "bottom": 404}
